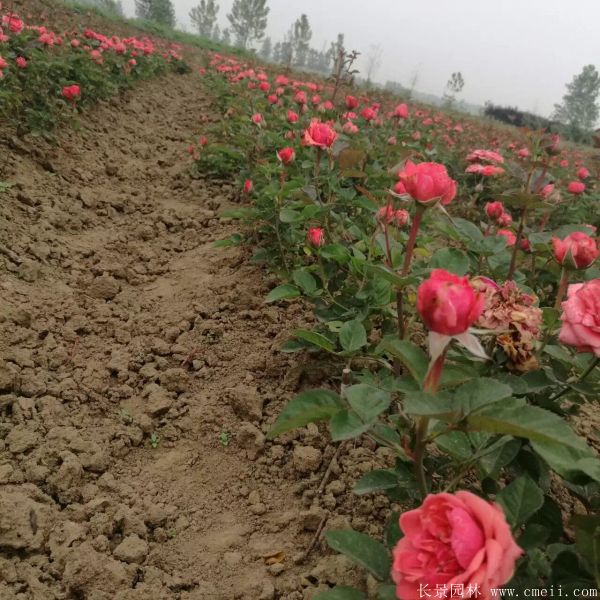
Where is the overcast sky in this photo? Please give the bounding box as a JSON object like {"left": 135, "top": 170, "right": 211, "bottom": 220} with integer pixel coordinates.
{"left": 121, "top": 0, "right": 599, "bottom": 117}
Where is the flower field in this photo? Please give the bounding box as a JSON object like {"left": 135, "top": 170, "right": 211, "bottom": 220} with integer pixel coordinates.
{"left": 0, "top": 3, "right": 599, "bottom": 599}
{"left": 193, "top": 53, "right": 600, "bottom": 598}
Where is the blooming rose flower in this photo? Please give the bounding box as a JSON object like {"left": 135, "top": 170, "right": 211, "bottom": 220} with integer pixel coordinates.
{"left": 360, "top": 107, "right": 376, "bottom": 121}
{"left": 267, "top": 94, "right": 278, "bottom": 104}
{"left": 294, "top": 90, "right": 307, "bottom": 105}
{"left": 398, "top": 161, "right": 457, "bottom": 206}
{"left": 2, "top": 14, "right": 24, "bottom": 34}
{"left": 302, "top": 119, "right": 337, "bottom": 148}
{"left": 552, "top": 231, "right": 599, "bottom": 270}
{"left": 287, "top": 110, "right": 299, "bottom": 123}
{"left": 277, "top": 147, "right": 295, "bottom": 165}
{"left": 577, "top": 167, "right": 590, "bottom": 180}
{"left": 497, "top": 229, "right": 516, "bottom": 246}
{"left": 342, "top": 121, "right": 359, "bottom": 135}
{"left": 61, "top": 84, "right": 81, "bottom": 101}
{"left": 394, "top": 103, "right": 409, "bottom": 119}
{"left": 15, "top": 56, "right": 27, "bottom": 68}
{"left": 540, "top": 183, "right": 555, "bottom": 198}
{"left": 567, "top": 181, "right": 585, "bottom": 195}
{"left": 258, "top": 81, "right": 270, "bottom": 92}
{"left": 485, "top": 201, "right": 504, "bottom": 220}
{"left": 559, "top": 280, "right": 600, "bottom": 356}
{"left": 496, "top": 212, "right": 512, "bottom": 227}
{"left": 0, "top": 55, "right": 7, "bottom": 69}
{"left": 345, "top": 95, "right": 359, "bottom": 109}
{"left": 251, "top": 113, "right": 263, "bottom": 125}
{"left": 307, "top": 227, "right": 325, "bottom": 247}
{"left": 517, "top": 148, "right": 530, "bottom": 158}
{"left": 465, "top": 149, "right": 504, "bottom": 164}
{"left": 243, "top": 179, "right": 253, "bottom": 194}
{"left": 393, "top": 181, "right": 407, "bottom": 196}
{"left": 391, "top": 491, "right": 522, "bottom": 600}
{"left": 465, "top": 164, "right": 505, "bottom": 176}
{"left": 417, "top": 269, "right": 484, "bottom": 335}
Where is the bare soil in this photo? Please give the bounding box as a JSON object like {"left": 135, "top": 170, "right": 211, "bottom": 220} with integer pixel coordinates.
{"left": 0, "top": 65, "right": 395, "bottom": 599}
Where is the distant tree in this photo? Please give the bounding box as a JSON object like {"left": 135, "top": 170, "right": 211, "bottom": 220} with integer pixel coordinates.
{"left": 259, "top": 36, "right": 272, "bottom": 60}
{"left": 135, "top": 0, "right": 175, "bottom": 26}
{"left": 189, "top": 0, "right": 219, "bottom": 38}
{"left": 443, "top": 71, "right": 465, "bottom": 107}
{"left": 221, "top": 28, "right": 231, "bottom": 45}
{"left": 227, "top": 0, "right": 270, "bottom": 49}
{"left": 292, "top": 14, "right": 312, "bottom": 67}
{"left": 553, "top": 65, "right": 600, "bottom": 136}
{"left": 327, "top": 33, "right": 345, "bottom": 73}
{"left": 272, "top": 41, "right": 282, "bottom": 63}
{"left": 364, "top": 44, "right": 382, "bottom": 85}
{"left": 212, "top": 24, "right": 220, "bottom": 41}
{"left": 281, "top": 27, "right": 294, "bottom": 70}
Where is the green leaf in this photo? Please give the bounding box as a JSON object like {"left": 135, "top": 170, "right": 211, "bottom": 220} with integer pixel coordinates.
{"left": 366, "top": 264, "right": 418, "bottom": 288}
{"left": 354, "top": 470, "right": 399, "bottom": 495}
{"left": 531, "top": 440, "right": 600, "bottom": 484}
{"left": 452, "top": 217, "right": 484, "bottom": 245}
{"left": 455, "top": 378, "right": 513, "bottom": 414}
{"left": 279, "top": 207, "right": 304, "bottom": 223}
{"left": 266, "top": 284, "right": 300, "bottom": 302}
{"left": 404, "top": 391, "right": 456, "bottom": 419}
{"left": 292, "top": 329, "right": 335, "bottom": 353}
{"left": 435, "top": 431, "right": 472, "bottom": 460}
{"left": 430, "top": 248, "right": 470, "bottom": 275}
{"left": 330, "top": 410, "right": 371, "bottom": 441}
{"left": 292, "top": 269, "right": 317, "bottom": 294}
{"left": 339, "top": 320, "right": 368, "bottom": 352}
{"left": 379, "top": 338, "right": 428, "bottom": 383}
{"left": 212, "top": 234, "right": 243, "bottom": 248}
{"left": 325, "top": 530, "right": 391, "bottom": 581}
{"left": 346, "top": 385, "right": 390, "bottom": 423}
{"left": 313, "top": 587, "right": 366, "bottom": 600}
{"left": 267, "top": 390, "right": 343, "bottom": 439}
{"left": 468, "top": 404, "right": 590, "bottom": 452}
{"left": 479, "top": 438, "right": 521, "bottom": 478}
{"left": 321, "top": 244, "right": 350, "bottom": 263}
{"left": 571, "top": 514, "right": 600, "bottom": 583}
{"left": 497, "top": 476, "right": 544, "bottom": 527}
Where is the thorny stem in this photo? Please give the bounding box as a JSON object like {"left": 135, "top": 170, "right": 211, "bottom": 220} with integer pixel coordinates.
{"left": 554, "top": 267, "right": 569, "bottom": 310}
{"left": 413, "top": 349, "right": 447, "bottom": 498}
{"left": 507, "top": 207, "right": 526, "bottom": 280}
{"left": 397, "top": 205, "right": 425, "bottom": 340}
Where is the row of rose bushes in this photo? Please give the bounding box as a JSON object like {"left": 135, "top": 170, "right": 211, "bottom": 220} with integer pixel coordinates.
{"left": 191, "top": 53, "right": 600, "bottom": 599}
{"left": 0, "top": 10, "right": 189, "bottom": 135}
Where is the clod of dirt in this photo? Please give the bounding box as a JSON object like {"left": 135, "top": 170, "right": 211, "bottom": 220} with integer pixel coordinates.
{"left": 237, "top": 422, "right": 266, "bottom": 460}
{"left": 0, "top": 360, "right": 20, "bottom": 392}
{"left": 0, "top": 485, "right": 56, "bottom": 550}
{"left": 112, "top": 534, "right": 149, "bottom": 564}
{"left": 293, "top": 446, "right": 323, "bottom": 474}
{"left": 63, "top": 542, "right": 129, "bottom": 595}
{"left": 227, "top": 384, "right": 264, "bottom": 421}
{"left": 87, "top": 274, "right": 120, "bottom": 300}
{"left": 142, "top": 384, "right": 174, "bottom": 417}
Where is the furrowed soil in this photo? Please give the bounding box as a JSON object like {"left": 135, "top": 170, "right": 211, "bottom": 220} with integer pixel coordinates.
{"left": 0, "top": 62, "right": 395, "bottom": 598}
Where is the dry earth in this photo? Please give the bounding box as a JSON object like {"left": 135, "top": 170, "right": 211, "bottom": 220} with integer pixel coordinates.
{"left": 0, "top": 64, "right": 395, "bottom": 599}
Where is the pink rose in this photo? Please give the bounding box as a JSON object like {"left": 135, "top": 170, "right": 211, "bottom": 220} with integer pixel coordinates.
{"left": 485, "top": 201, "right": 504, "bottom": 220}
{"left": 307, "top": 227, "right": 325, "bottom": 247}
{"left": 276, "top": 147, "right": 295, "bottom": 165}
{"left": 243, "top": 179, "right": 253, "bottom": 194}
{"left": 287, "top": 110, "right": 299, "bottom": 123}
{"left": 496, "top": 212, "right": 512, "bottom": 227}
{"left": 559, "top": 280, "right": 600, "bottom": 356}
{"left": 577, "top": 167, "right": 590, "bottom": 180}
{"left": 417, "top": 269, "right": 484, "bottom": 335}
{"left": 567, "top": 181, "right": 585, "bottom": 195}
{"left": 302, "top": 119, "right": 337, "bottom": 148}
{"left": 497, "top": 229, "right": 516, "bottom": 246}
{"left": 392, "top": 491, "right": 522, "bottom": 600}
{"left": 394, "top": 103, "right": 409, "bottom": 119}
{"left": 61, "top": 84, "right": 81, "bottom": 102}
{"left": 345, "top": 95, "right": 359, "bottom": 109}
{"left": 552, "top": 231, "right": 599, "bottom": 270}
{"left": 398, "top": 160, "right": 457, "bottom": 206}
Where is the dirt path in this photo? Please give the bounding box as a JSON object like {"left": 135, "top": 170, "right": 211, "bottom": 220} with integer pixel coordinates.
{"left": 0, "top": 71, "right": 388, "bottom": 599}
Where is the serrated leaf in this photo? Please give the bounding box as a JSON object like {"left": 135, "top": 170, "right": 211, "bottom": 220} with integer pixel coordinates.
{"left": 354, "top": 470, "right": 399, "bottom": 495}
{"left": 378, "top": 338, "right": 428, "bottom": 383}
{"left": 346, "top": 385, "right": 390, "bottom": 423}
{"left": 455, "top": 378, "right": 513, "bottom": 414}
{"left": 266, "top": 284, "right": 300, "bottom": 302}
{"left": 404, "top": 391, "right": 456, "bottom": 419}
{"left": 430, "top": 248, "right": 470, "bottom": 275}
{"left": 325, "top": 530, "right": 391, "bottom": 581}
{"left": 330, "top": 410, "right": 371, "bottom": 441}
{"left": 268, "top": 389, "right": 343, "bottom": 438}
{"left": 292, "top": 269, "right": 317, "bottom": 294}
{"left": 292, "top": 329, "right": 335, "bottom": 353}
{"left": 497, "top": 476, "right": 544, "bottom": 527}
{"left": 339, "top": 320, "right": 367, "bottom": 352}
